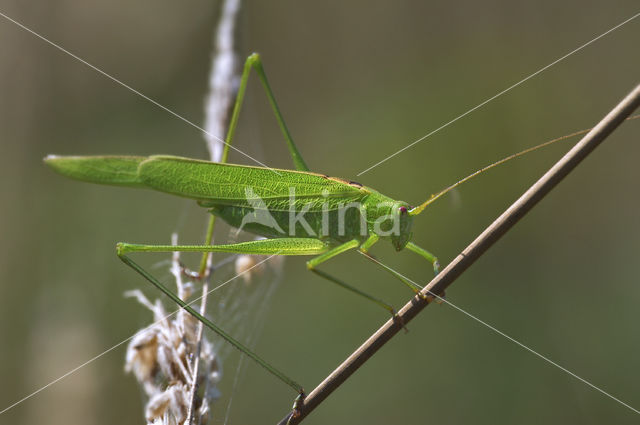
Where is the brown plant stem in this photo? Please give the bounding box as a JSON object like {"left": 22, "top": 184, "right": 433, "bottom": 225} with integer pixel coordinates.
{"left": 277, "top": 83, "right": 640, "bottom": 425}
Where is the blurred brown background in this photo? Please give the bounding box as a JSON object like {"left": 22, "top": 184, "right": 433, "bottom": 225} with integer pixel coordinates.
{"left": 0, "top": 1, "right": 639, "bottom": 424}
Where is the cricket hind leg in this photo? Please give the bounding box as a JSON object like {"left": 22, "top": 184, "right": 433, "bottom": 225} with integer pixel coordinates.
{"left": 119, "top": 252, "right": 303, "bottom": 393}
{"left": 224, "top": 53, "right": 310, "bottom": 171}
{"left": 116, "top": 237, "right": 331, "bottom": 393}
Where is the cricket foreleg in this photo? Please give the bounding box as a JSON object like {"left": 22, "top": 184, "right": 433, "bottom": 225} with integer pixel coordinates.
{"left": 405, "top": 242, "right": 440, "bottom": 274}
{"left": 359, "top": 240, "right": 443, "bottom": 303}
{"left": 358, "top": 236, "right": 423, "bottom": 295}
{"left": 306, "top": 240, "right": 397, "bottom": 315}
{"left": 405, "top": 242, "right": 444, "bottom": 301}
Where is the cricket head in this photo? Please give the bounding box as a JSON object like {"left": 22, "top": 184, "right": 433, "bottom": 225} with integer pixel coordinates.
{"left": 390, "top": 203, "right": 413, "bottom": 251}
{"left": 369, "top": 197, "right": 414, "bottom": 250}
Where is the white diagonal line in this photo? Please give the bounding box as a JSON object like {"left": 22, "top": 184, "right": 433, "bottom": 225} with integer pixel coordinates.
{"left": 0, "top": 10, "right": 281, "bottom": 175}
{"left": 360, "top": 252, "right": 640, "bottom": 415}
{"left": 437, "top": 294, "right": 640, "bottom": 415}
{"left": 0, "top": 253, "right": 280, "bottom": 416}
{"left": 357, "top": 11, "right": 640, "bottom": 176}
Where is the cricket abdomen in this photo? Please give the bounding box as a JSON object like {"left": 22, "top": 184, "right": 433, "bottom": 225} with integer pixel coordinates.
{"left": 210, "top": 204, "right": 370, "bottom": 244}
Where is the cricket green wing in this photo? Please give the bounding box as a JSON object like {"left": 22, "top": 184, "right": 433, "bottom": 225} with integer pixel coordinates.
{"left": 44, "top": 155, "right": 147, "bottom": 187}
{"left": 44, "top": 155, "right": 368, "bottom": 211}
{"left": 137, "top": 156, "right": 367, "bottom": 211}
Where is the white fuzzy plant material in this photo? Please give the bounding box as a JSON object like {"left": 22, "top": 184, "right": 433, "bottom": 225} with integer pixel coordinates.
{"left": 124, "top": 244, "right": 221, "bottom": 425}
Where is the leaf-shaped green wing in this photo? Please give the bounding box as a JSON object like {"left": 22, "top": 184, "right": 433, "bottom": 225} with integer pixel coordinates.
{"left": 138, "top": 156, "right": 367, "bottom": 211}
{"left": 44, "top": 155, "right": 147, "bottom": 187}
{"left": 44, "top": 155, "right": 368, "bottom": 212}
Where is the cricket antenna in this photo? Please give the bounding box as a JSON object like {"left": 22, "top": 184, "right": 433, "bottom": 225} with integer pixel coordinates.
{"left": 409, "top": 114, "right": 640, "bottom": 216}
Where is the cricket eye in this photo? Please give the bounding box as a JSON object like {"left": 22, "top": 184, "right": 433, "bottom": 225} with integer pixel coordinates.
{"left": 399, "top": 206, "right": 408, "bottom": 214}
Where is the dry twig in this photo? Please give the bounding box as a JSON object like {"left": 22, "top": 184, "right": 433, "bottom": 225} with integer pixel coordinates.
{"left": 278, "top": 84, "right": 640, "bottom": 425}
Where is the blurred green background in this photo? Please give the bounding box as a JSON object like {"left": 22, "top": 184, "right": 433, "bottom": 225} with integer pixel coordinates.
{"left": 1, "top": 1, "right": 639, "bottom": 424}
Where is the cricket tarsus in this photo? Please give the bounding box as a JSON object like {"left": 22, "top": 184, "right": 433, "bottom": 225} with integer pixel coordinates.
{"left": 286, "top": 391, "right": 306, "bottom": 425}
{"left": 44, "top": 48, "right": 640, "bottom": 399}
{"left": 178, "top": 260, "right": 202, "bottom": 280}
